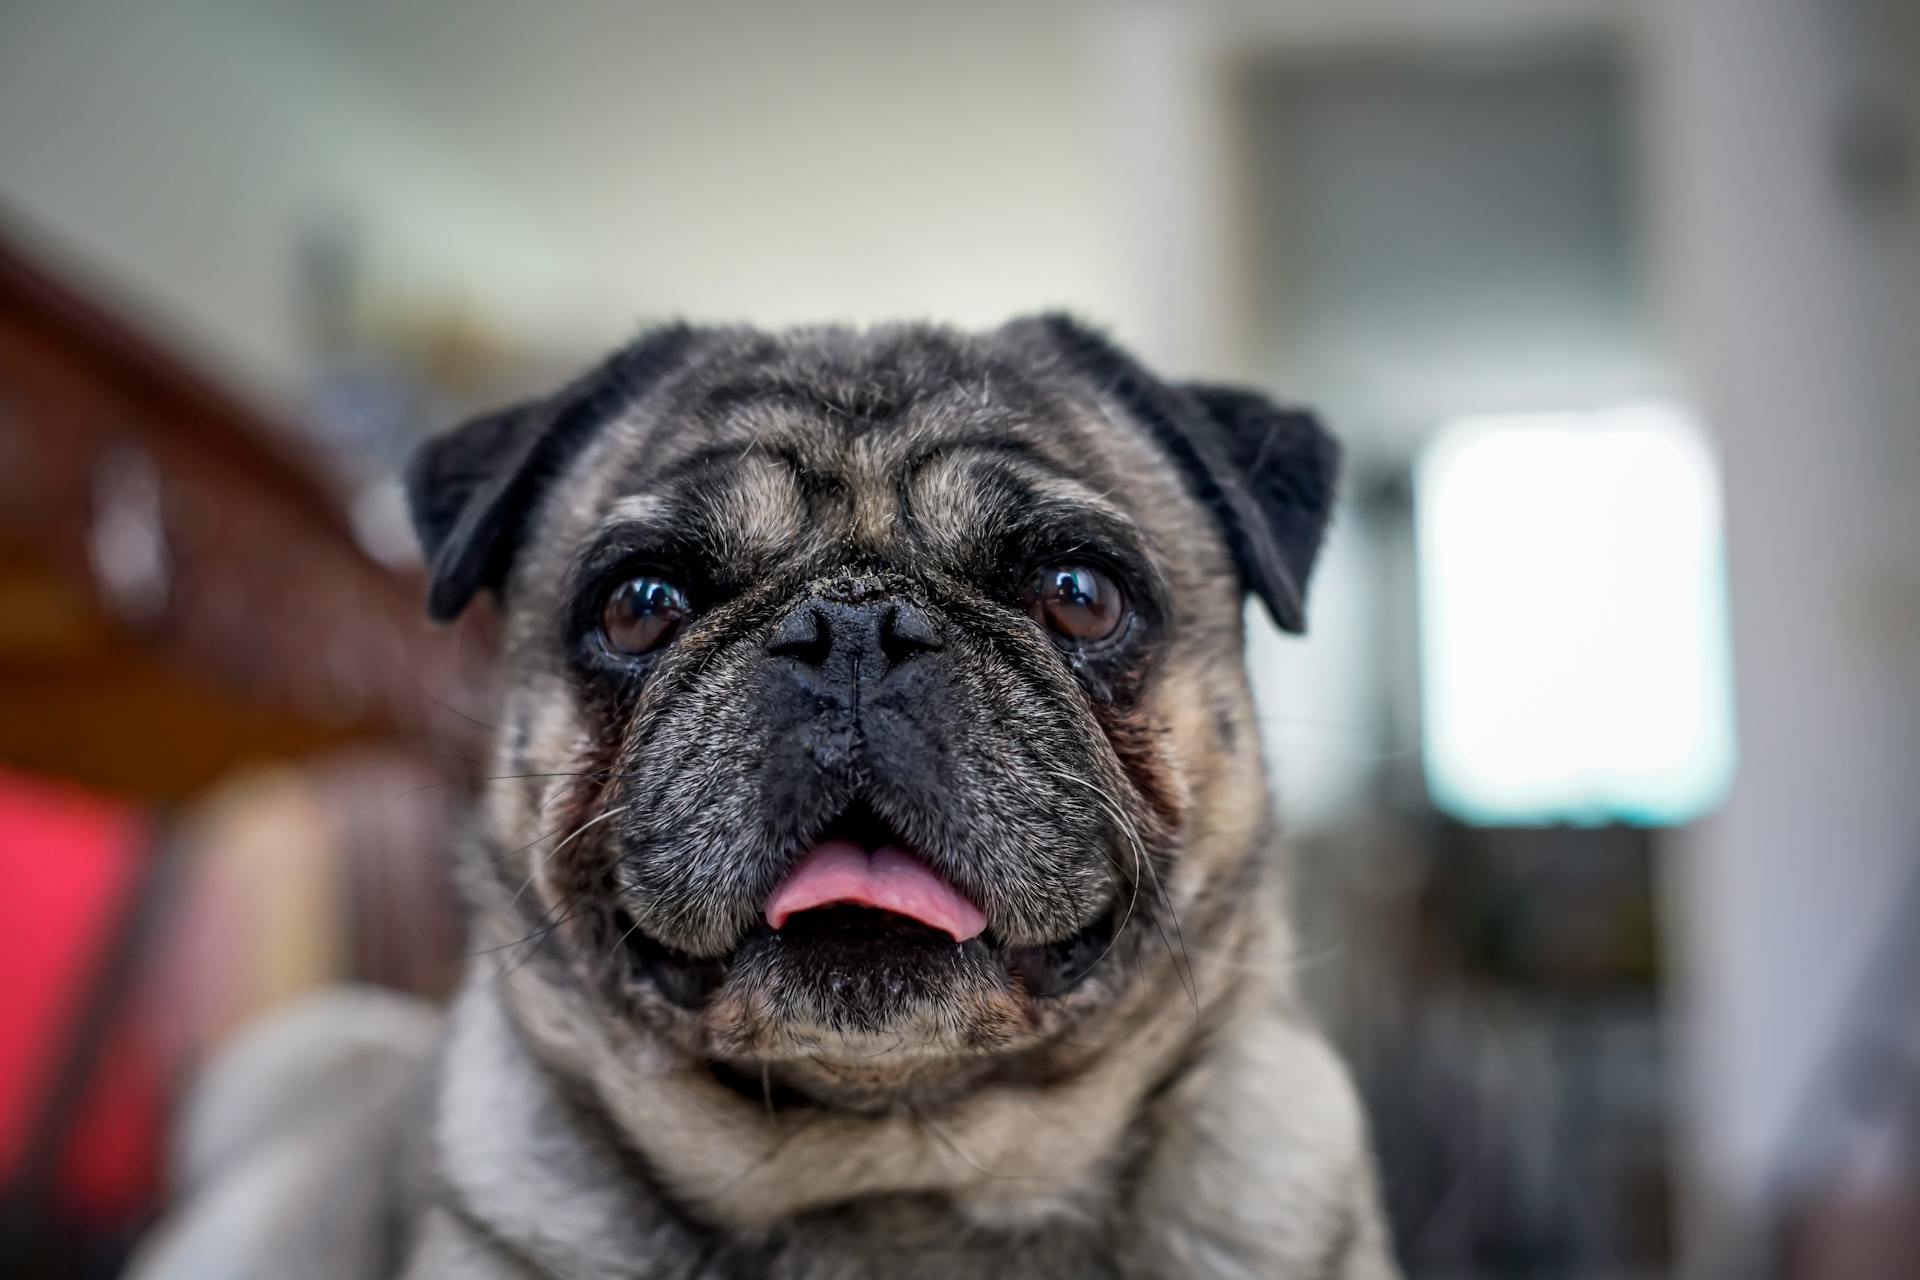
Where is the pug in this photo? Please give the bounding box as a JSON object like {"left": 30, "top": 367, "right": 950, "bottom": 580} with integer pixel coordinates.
{"left": 134, "top": 315, "right": 1396, "bottom": 1280}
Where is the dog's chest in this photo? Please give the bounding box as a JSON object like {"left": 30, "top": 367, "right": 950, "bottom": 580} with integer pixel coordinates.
{"left": 425, "top": 1207, "right": 1130, "bottom": 1280}
{"left": 709, "top": 1201, "right": 1126, "bottom": 1280}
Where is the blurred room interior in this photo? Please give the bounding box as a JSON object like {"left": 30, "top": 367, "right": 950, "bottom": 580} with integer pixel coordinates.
{"left": 1, "top": 1, "right": 1917, "bottom": 1277}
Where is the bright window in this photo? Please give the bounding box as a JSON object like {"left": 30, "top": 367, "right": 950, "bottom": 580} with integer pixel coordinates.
{"left": 1415, "top": 404, "right": 1736, "bottom": 825}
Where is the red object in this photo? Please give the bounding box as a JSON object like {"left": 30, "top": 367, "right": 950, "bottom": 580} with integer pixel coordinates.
{"left": 0, "top": 768, "right": 162, "bottom": 1218}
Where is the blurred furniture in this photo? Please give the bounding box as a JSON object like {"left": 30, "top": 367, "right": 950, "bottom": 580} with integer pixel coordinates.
{"left": 0, "top": 229, "right": 489, "bottom": 1279}
{"left": 1293, "top": 819, "right": 1672, "bottom": 1278}
{"left": 0, "top": 232, "right": 490, "bottom": 798}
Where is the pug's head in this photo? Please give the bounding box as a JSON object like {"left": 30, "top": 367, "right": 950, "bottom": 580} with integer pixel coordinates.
{"left": 409, "top": 316, "right": 1335, "bottom": 1104}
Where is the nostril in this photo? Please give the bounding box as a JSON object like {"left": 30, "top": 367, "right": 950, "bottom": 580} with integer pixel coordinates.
{"left": 771, "top": 594, "right": 941, "bottom": 676}
{"left": 769, "top": 605, "right": 832, "bottom": 666}
{"left": 879, "top": 601, "right": 943, "bottom": 666}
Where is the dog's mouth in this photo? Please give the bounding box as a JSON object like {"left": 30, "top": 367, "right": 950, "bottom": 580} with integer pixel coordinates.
{"left": 608, "top": 801, "right": 1121, "bottom": 1013}
{"left": 765, "top": 840, "right": 986, "bottom": 942}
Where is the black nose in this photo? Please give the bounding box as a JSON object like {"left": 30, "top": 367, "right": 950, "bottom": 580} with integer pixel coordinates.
{"left": 768, "top": 591, "right": 943, "bottom": 691}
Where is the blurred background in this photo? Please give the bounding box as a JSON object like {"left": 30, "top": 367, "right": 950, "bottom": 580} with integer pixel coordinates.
{"left": 1, "top": 1, "right": 1916, "bottom": 1276}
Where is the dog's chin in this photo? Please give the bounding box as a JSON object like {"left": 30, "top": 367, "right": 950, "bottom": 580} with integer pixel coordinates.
{"left": 606, "top": 895, "right": 1123, "bottom": 1063}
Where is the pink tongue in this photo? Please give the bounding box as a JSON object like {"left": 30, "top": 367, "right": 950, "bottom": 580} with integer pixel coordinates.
{"left": 765, "top": 841, "right": 987, "bottom": 942}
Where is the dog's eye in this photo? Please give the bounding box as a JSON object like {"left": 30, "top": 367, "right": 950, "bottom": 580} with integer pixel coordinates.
{"left": 600, "top": 576, "right": 689, "bottom": 656}
{"left": 1024, "top": 564, "right": 1126, "bottom": 643}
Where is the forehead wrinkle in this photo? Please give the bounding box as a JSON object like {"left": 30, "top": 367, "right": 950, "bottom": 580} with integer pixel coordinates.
{"left": 607, "top": 469, "right": 814, "bottom": 579}
{"left": 1002, "top": 473, "right": 1157, "bottom": 564}
{"left": 906, "top": 452, "right": 993, "bottom": 562}
{"left": 1010, "top": 466, "right": 1133, "bottom": 516}
{"left": 845, "top": 432, "right": 907, "bottom": 549}
{"left": 704, "top": 456, "right": 809, "bottom": 565}
{"left": 926, "top": 448, "right": 1137, "bottom": 521}
{"left": 658, "top": 401, "right": 865, "bottom": 496}
{"left": 906, "top": 447, "right": 1147, "bottom": 565}
{"left": 903, "top": 409, "right": 1138, "bottom": 497}
{"left": 633, "top": 379, "right": 808, "bottom": 472}
{"left": 610, "top": 410, "right": 816, "bottom": 502}
{"left": 597, "top": 492, "right": 676, "bottom": 531}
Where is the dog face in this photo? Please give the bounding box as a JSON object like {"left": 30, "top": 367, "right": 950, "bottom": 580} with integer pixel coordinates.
{"left": 409, "top": 316, "right": 1336, "bottom": 1101}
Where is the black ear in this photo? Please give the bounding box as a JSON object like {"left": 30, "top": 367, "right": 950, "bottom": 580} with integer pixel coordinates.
{"left": 1179, "top": 382, "right": 1340, "bottom": 632}
{"left": 405, "top": 324, "right": 699, "bottom": 621}
{"left": 1030, "top": 315, "right": 1340, "bottom": 634}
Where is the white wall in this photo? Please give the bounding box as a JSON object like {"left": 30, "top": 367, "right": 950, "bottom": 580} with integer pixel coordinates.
{"left": 1642, "top": 0, "right": 1920, "bottom": 1249}
{"left": 0, "top": 0, "right": 1148, "bottom": 408}
{"left": 0, "top": 0, "right": 583, "bottom": 408}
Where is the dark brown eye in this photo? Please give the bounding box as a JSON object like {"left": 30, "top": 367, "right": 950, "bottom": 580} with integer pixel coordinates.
{"left": 1024, "top": 564, "right": 1127, "bottom": 643}
{"left": 600, "top": 576, "right": 689, "bottom": 656}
